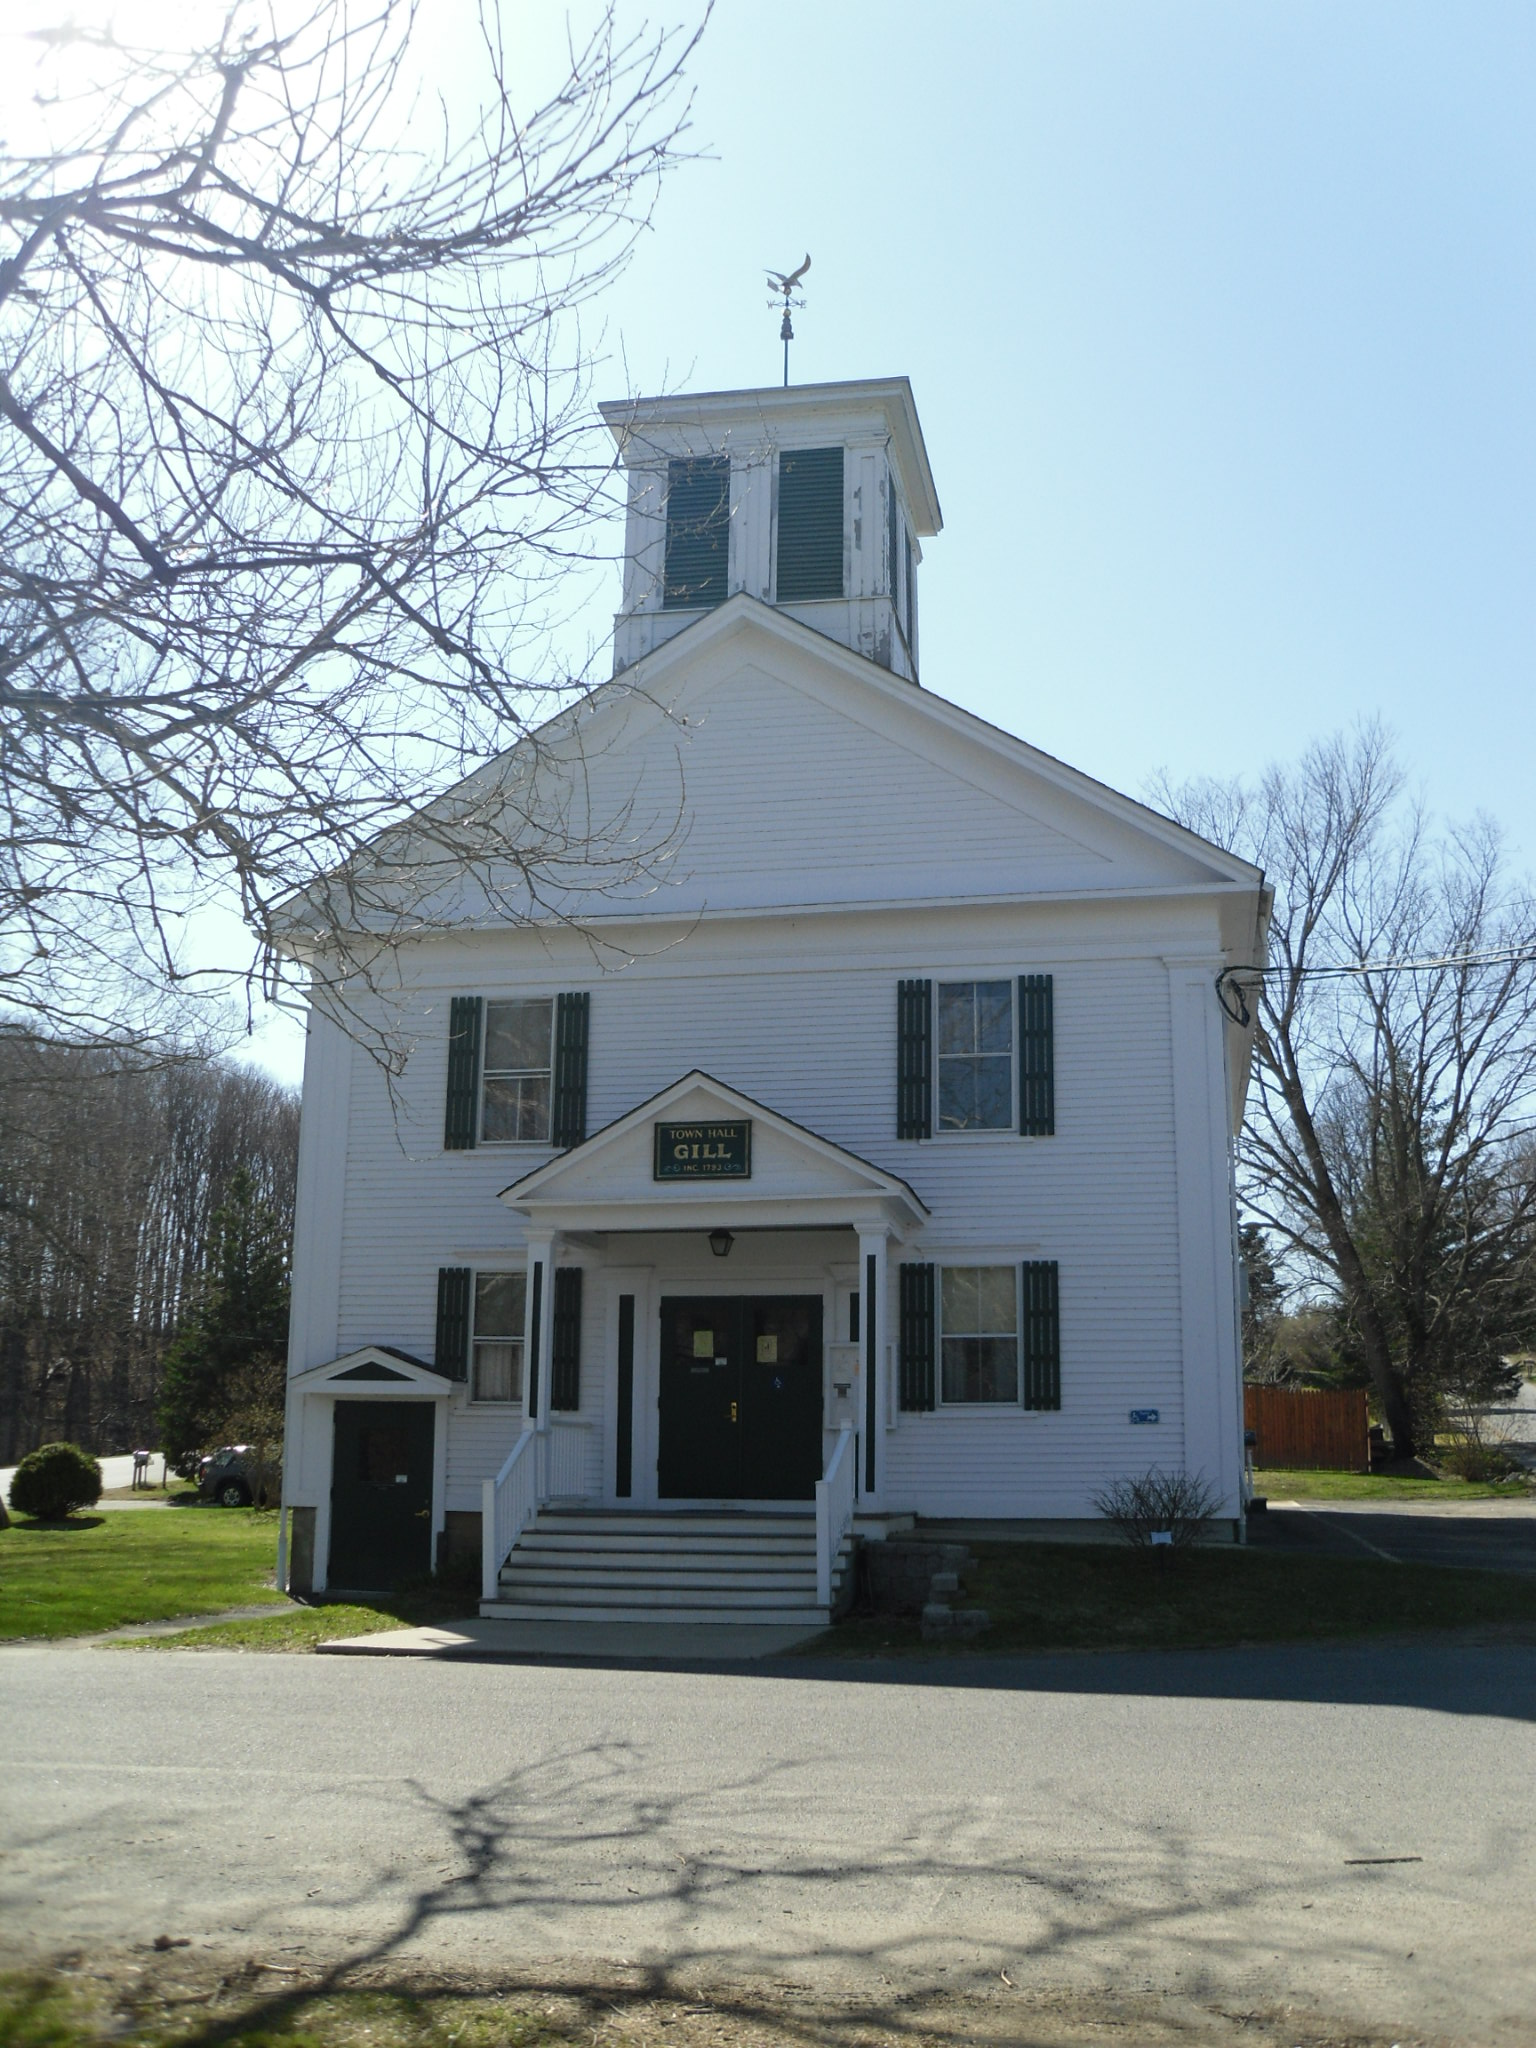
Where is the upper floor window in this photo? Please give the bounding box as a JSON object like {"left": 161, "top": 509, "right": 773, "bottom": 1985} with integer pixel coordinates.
{"left": 482, "top": 998, "right": 552, "bottom": 1142}
{"left": 776, "top": 445, "right": 844, "bottom": 601}
{"left": 472, "top": 1270, "right": 526, "bottom": 1403}
{"left": 663, "top": 456, "right": 730, "bottom": 609}
{"left": 937, "top": 980, "right": 1013, "bottom": 1131}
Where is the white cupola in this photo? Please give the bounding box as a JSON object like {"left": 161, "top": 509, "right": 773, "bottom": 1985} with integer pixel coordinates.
{"left": 599, "top": 377, "right": 942, "bottom": 682}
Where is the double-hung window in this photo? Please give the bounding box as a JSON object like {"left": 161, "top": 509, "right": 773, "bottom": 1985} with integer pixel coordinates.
{"left": 936, "top": 980, "right": 1013, "bottom": 1131}
{"left": 940, "top": 1265, "right": 1019, "bottom": 1403}
{"left": 482, "top": 998, "right": 552, "bottom": 1143}
{"left": 471, "top": 1271, "right": 526, "bottom": 1404}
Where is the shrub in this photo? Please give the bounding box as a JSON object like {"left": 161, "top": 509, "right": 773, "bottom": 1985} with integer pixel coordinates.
{"left": 9, "top": 1441, "right": 103, "bottom": 1520}
{"left": 1093, "top": 1466, "right": 1221, "bottom": 1549}
{"left": 1436, "top": 1437, "right": 1524, "bottom": 1483}
{"left": 0, "top": 1491, "right": 8, "bottom": 1530}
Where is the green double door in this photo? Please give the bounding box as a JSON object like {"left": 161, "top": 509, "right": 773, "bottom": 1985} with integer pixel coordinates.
{"left": 658, "top": 1296, "right": 823, "bottom": 1501}
{"left": 328, "top": 1400, "right": 434, "bottom": 1590}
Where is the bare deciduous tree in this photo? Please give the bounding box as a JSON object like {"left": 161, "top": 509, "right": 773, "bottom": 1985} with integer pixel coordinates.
{"left": 1, "top": 0, "right": 703, "bottom": 1057}
{"left": 0, "top": 1033, "right": 298, "bottom": 1459}
{"left": 1156, "top": 725, "right": 1536, "bottom": 1459}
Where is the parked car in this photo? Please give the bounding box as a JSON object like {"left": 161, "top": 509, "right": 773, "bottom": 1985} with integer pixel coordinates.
{"left": 197, "top": 1445, "right": 271, "bottom": 1507}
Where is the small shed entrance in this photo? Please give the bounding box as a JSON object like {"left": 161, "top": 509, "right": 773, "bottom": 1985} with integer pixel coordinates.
{"left": 328, "top": 1399, "right": 435, "bottom": 1588}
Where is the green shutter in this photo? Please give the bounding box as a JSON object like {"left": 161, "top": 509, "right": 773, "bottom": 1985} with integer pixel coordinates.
{"left": 897, "top": 979, "right": 932, "bottom": 1140}
{"left": 904, "top": 527, "right": 915, "bottom": 658}
{"left": 435, "top": 1267, "right": 470, "bottom": 1380}
{"left": 664, "top": 457, "right": 730, "bottom": 609}
{"left": 551, "top": 1267, "right": 583, "bottom": 1411}
{"left": 443, "top": 997, "right": 482, "bottom": 1151}
{"left": 1022, "top": 1260, "right": 1061, "bottom": 1411}
{"left": 526, "top": 1259, "right": 543, "bottom": 1419}
{"left": 777, "top": 445, "right": 844, "bottom": 601}
{"left": 1019, "top": 974, "right": 1055, "bottom": 1136}
{"left": 551, "top": 992, "right": 589, "bottom": 1149}
{"left": 899, "top": 1262, "right": 936, "bottom": 1412}
{"left": 887, "top": 468, "right": 900, "bottom": 602}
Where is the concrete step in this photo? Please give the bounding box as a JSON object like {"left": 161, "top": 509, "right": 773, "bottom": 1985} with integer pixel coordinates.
{"left": 483, "top": 1507, "right": 851, "bottom": 1626}
{"left": 524, "top": 1531, "right": 823, "bottom": 1556}
{"left": 499, "top": 1565, "right": 819, "bottom": 1594}
{"left": 490, "top": 1579, "right": 826, "bottom": 1612}
{"left": 480, "top": 1600, "right": 832, "bottom": 1626}
{"left": 534, "top": 1513, "right": 817, "bottom": 1538}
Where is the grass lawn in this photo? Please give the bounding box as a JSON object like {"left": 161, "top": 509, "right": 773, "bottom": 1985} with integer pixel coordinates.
{"left": 128, "top": 1582, "right": 480, "bottom": 1652}
{"left": 0, "top": 1506, "right": 285, "bottom": 1640}
{"left": 0, "top": 1973, "right": 581, "bottom": 2048}
{"left": 1254, "top": 1465, "right": 1531, "bottom": 1502}
{"left": 815, "top": 1538, "right": 1536, "bottom": 1658}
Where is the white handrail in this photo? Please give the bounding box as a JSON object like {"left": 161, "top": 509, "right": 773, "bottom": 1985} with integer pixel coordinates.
{"left": 481, "top": 1417, "right": 595, "bottom": 1600}
{"left": 481, "top": 1428, "right": 538, "bottom": 1602}
{"left": 815, "top": 1423, "right": 856, "bottom": 1610}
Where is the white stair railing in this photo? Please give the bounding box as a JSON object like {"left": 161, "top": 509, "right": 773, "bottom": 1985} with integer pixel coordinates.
{"left": 546, "top": 1416, "right": 591, "bottom": 1499}
{"left": 815, "top": 1423, "right": 856, "bottom": 1610}
{"left": 481, "top": 1429, "right": 539, "bottom": 1602}
{"left": 481, "top": 1418, "right": 595, "bottom": 1600}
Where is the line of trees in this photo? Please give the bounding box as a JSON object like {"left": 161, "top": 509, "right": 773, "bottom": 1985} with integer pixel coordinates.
{"left": 0, "top": 1035, "right": 298, "bottom": 1461}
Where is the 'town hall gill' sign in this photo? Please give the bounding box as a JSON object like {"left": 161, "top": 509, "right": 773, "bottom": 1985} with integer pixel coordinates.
{"left": 654, "top": 1120, "right": 752, "bottom": 1181}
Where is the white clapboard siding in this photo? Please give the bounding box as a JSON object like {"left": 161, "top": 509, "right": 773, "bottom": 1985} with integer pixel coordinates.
{"left": 321, "top": 901, "right": 1197, "bottom": 1515}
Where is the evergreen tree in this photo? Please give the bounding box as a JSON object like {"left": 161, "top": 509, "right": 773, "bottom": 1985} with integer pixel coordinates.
{"left": 158, "top": 1169, "right": 289, "bottom": 1469}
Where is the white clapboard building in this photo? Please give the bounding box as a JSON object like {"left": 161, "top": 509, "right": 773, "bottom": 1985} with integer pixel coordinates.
{"left": 278, "top": 375, "right": 1269, "bottom": 1620}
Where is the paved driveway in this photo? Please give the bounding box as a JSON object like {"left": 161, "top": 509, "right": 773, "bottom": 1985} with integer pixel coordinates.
{"left": 2, "top": 1642, "right": 1534, "bottom": 2045}
{"left": 1250, "top": 1495, "right": 1536, "bottom": 1573}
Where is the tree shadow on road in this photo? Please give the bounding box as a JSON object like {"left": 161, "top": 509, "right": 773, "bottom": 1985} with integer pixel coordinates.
{"left": 19, "top": 1736, "right": 1469, "bottom": 2048}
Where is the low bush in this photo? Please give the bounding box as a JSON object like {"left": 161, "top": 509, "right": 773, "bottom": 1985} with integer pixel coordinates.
{"left": 1093, "top": 1466, "right": 1221, "bottom": 1548}
{"left": 1436, "top": 1437, "right": 1524, "bottom": 1483}
{"left": 9, "top": 1441, "right": 103, "bottom": 1520}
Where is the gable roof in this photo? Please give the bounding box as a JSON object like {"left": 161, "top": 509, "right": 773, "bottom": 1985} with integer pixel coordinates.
{"left": 277, "top": 592, "right": 1266, "bottom": 947}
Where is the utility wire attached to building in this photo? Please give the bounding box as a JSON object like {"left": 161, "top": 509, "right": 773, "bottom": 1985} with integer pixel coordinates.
{"left": 1216, "top": 941, "right": 1536, "bottom": 1026}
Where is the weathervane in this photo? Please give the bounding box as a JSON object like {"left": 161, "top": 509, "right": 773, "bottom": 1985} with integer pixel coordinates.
{"left": 766, "top": 253, "right": 811, "bottom": 387}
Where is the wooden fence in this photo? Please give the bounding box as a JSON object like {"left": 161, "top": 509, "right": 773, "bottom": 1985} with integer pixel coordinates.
{"left": 1244, "top": 1385, "right": 1371, "bottom": 1472}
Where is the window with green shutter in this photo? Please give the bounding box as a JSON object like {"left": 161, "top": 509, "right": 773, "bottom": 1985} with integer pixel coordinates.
{"left": 1022, "top": 1260, "right": 1061, "bottom": 1411}
{"left": 443, "top": 998, "right": 482, "bottom": 1151}
{"left": 897, "top": 979, "right": 932, "bottom": 1140}
{"left": 434, "top": 1267, "right": 471, "bottom": 1380}
{"left": 551, "top": 992, "right": 589, "bottom": 1150}
{"left": 776, "top": 445, "right": 844, "bottom": 601}
{"left": 550, "top": 1267, "right": 583, "bottom": 1411}
{"left": 1018, "top": 974, "right": 1055, "bottom": 1136}
{"left": 663, "top": 457, "right": 730, "bottom": 609}
{"left": 899, "top": 1262, "right": 936, "bottom": 1411}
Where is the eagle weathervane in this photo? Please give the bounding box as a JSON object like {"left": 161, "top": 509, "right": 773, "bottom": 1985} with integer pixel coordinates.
{"left": 766, "top": 253, "right": 811, "bottom": 387}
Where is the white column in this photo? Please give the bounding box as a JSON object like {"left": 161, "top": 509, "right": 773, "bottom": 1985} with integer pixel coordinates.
{"left": 857, "top": 1228, "right": 890, "bottom": 1504}
{"left": 526, "top": 1232, "right": 555, "bottom": 1434}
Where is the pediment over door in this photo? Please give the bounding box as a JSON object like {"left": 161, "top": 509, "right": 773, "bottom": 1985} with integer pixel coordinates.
{"left": 499, "top": 1071, "right": 928, "bottom": 1238}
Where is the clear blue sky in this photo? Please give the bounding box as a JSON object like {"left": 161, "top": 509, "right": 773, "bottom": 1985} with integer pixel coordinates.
{"left": 251, "top": 1, "right": 1536, "bottom": 1078}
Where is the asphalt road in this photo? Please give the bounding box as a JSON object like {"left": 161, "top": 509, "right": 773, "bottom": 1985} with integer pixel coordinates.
{"left": 3, "top": 1643, "right": 1535, "bottom": 2044}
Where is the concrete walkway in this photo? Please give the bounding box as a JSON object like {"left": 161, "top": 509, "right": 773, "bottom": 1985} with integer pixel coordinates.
{"left": 320, "top": 1615, "right": 828, "bottom": 1662}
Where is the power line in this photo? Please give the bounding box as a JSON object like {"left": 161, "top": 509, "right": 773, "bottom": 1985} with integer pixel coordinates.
{"left": 1216, "top": 941, "right": 1536, "bottom": 1027}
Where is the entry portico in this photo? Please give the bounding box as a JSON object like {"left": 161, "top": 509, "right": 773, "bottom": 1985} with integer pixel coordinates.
{"left": 500, "top": 1071, "right": 927, "bottom": 1513}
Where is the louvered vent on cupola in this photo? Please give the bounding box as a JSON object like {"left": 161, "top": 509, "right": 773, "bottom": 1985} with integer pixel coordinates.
{"left": 663, "top": 456, "right": 730, "bottom": 609}
{"left": 776, "top": 445, "right": 844, "bottom": 601}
